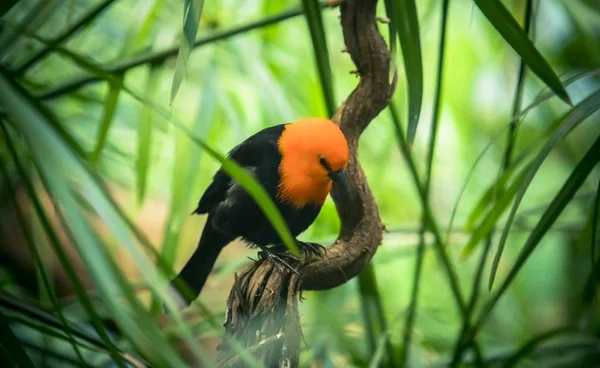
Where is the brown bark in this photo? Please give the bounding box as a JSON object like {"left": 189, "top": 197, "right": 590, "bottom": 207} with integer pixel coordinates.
{"left": 217, "top": 0, "right": 395, "bottom": 366}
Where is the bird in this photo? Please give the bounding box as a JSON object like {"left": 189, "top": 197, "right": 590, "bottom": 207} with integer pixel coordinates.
{"left": 169, "top": 117, "right": 350, "bottom": 306}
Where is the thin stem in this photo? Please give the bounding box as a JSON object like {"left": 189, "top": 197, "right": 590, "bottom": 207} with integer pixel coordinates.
{"left": 390, "top": 104, "right": 467, "bottom": 315}
{"left": 37, "top": 1, "right": 335, "bottom": 100}
{"left": 399, "top": 0, "right": 449, "bottom": 365}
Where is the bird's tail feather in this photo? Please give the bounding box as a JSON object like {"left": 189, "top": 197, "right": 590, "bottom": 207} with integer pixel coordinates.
{"left": 169, "top": 221, "right": 230, "bottom": 306}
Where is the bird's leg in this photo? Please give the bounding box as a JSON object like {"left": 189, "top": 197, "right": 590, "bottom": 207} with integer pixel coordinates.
{"left": 298, "top": 241, "right": 326, "bottom": 257}
{"left": 257, "top": 245, "right": 300, "bottom": 276}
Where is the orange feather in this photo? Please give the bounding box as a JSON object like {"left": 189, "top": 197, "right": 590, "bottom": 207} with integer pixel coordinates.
{"left": 277, "top": 118, "right": 349, "bottom": 207}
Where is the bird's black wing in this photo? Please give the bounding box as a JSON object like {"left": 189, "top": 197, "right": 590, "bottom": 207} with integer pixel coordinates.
{"left": 194, "top": 124, "right": 286, "bottom": 214}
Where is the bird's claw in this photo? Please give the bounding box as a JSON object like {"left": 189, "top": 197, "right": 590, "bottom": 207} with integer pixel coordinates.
{"left": 299, "top": 241, "right": 326, "bottom": 257}
{"left": 258, "top": 247, "right": 300, "bottom": 276}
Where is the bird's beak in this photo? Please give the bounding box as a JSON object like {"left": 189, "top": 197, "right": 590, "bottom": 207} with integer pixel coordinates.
{"left": 329, "top": 169, "right": 351, "bottom": 201}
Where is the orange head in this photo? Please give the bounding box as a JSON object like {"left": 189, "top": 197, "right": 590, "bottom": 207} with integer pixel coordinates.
{"left": 277, "top": 118, "right": 350, "bottom": 207}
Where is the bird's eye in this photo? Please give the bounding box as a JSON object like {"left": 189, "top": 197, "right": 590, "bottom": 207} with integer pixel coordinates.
{"left": 319, "top": 156, "right": 328, "bottom": 168}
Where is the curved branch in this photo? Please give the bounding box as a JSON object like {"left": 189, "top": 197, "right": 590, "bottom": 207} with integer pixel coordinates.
{"left": 300, "top": 0, "right": 394, "bottom": 290}
{"left": 217, "top": 0, "right": 394, "bottom": 365}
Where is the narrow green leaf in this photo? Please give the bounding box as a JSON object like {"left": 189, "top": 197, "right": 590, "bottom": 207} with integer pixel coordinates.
{"left": 0, "top": 309, "right": 35, "bottom": 368}
{"left": 0, "top": 72, "right": 192, "bottom": 367}
{"left": 0, "top": 0, "right": 18, "bottom": 17}
{"left": 480, "top": 133, "right": 600, "bottom": 330}
{"left": 137, "top": 66, "right": 161, "bottom": 204}
{"left": 92, "top": 79, "right": 122, "bottom": 164}
{"left": 502, "top": 327, "right": 577, "bottom": 368}
{"left": 0, "top": 0, "right": 60, "bottom": 59}
{"left": 119, "top": 0, "right": 166, "bottom": 58}
{"left": 461, "top": 168, "right": 528, "bottom": 259}
{"left": 383, "top": 0, "right": 398, "bottom": 81}
{"left": 591, "top": 177, "right": 600, "bottom": 297}
{"left": 0, "top": 155, "right": 87, "bottom": 365}
{"left": 357, "top": 264, "right": 395, "bottom": 368}
{"left": 474, "top": 0, "right": 571, "bottom": 105}
{"left": 465, "top": 166, "right": 519, "bottom": 231}
{"left": 392, "top": 0, "right": 423, "bottom": 147}
{"left": 0, "top": 123, "right": 128, "bottom": 368}
{"left": 170, "top": 0, "right": 205, "bottom": 104}
{"left": 301, "top": 0, "right": 335, "bottom": 117}
{"left": 490, "top": 89, "right": 600, "bottom": 288}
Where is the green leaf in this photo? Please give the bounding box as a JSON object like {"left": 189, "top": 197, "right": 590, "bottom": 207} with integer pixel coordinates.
{"left": 383, "top": 0, "right": 398, "bottom": 81}
{"left": 0, "top": 124, "right": 128, "bottom": 368}
{"left": 502, "top": 327, "right": 577, "bottom": 368}
{"left": 474, "top": 0, "right": 571, "bottom": 105}
{"left": 461, "top": 168, "right": 528, "bottom": 259}
{"left": 119, "top": 0, "right": 166, "bottom": 58}
{"left": 357, "top": 264, "right": 395, "bottom": 368}
{"left": 92, "top": 78, "right": 122, "bottom": 164}
{"left": 0, "top": 309, "right": 35, "bottom": 368}
{"left": 392, "top": 0, "right": 423, "bottom": 147}
{"left": 591, "top": 176, "right": 600, "bottom": 298}
{"left": 464, "top": 165, "right": 520, "bottom": 231}
{"left": 489, "top": 89, "right": 600, "bottom": 288}
{"left": 0, "top": 0, "right": 18, "bottom": 17}
{"left": 0, "top": 155, "right": 88, "bottom": 365}
{"left": 0, "top": 71, "right": 195, "bottom": 367}
{"left": 137, "top": 66, "right": 161, "bottom": 204}
{"left": 170, "top": 0, "right": 205, "bottom": 104}
{"left": 301, "top": 0, "right": 335, "bottom": 117}
{"left": 0, "top": 0, "right": 60, "bottom": 59}
{"left": 482, "top": 132, "right": 600, "bottom": 326}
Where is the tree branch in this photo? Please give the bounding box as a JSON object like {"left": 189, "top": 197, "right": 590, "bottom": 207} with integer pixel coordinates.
{"left": 217, "top": 0, "right": 394, "bottom": 366}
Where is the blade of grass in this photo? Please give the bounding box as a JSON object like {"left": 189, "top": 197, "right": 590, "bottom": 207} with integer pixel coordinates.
{"left": 461, "top": 168, "right": 528, "bottom": 258}
{"left": 170, "top": 0, "right": 205, "bottom": 104}
{"left": 119, "top": 0, "right": 166, "bottom": 58}
{"left": 0, "top": 155, "right": 88, "bottom": 366}
{"left": 383, "top": 0, "right": 398, "bottom": 82}
{"left": 0, "top": 309, "right": 35, "bottom": 368}
{"left": 391, "top": 0, "right": 423, "bottom": 147}
{"left": 0, "top": 0, "right": 60, "bottom": 60}
{"left": 389, "top": 103, "right": 470, "bottom": 318}
{"left": 0, "top": 123, "right": 128, "bottom": 368}
{"left": 357, "top": 264, "right": 395, "bottom": 368}
{"left": 502, "top": 327, "right": 577, "bottom": 368}
{"left": 466, "top": 132, "right": 600, "bottom": 357}
{"left": 136, "top": 65, "right": 161, "bottom": 204}
{"left": 0, "top": 0, "right": 18, "bottom": 17}
{"left": 0, "top": 296, "right": 147, "bottom": 366}
{"left": 301, "top": 0, "right": 335, "bottom": 117}
{"left": 1, "top": 72, "right": 193, "bottom": 367}
{"left": 590, "top": 177, "right": 600, "bottom": 300}
{"left": 489, "top": 88, "right": 600, "bottom": 289}
{"left": 399, "top": 0, "right": 448, "bottom": 364}
{"left": 91, "top": 78, "right": 122, "bottom": 165}
{"left": 14, "top": 0, "right": 117, "bottom": 75}
{"left": 474, "top": 0, "right": 571, "bottom": 105}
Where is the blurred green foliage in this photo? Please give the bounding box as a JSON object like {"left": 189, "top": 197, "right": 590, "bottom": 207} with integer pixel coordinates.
{"left": 1, "top": 0, "right": 600, "bottom": 367}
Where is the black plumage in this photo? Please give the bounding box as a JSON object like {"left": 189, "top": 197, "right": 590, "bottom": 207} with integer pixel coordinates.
{"left": 169, "top": 124, "right": 321, "bottom": 305}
